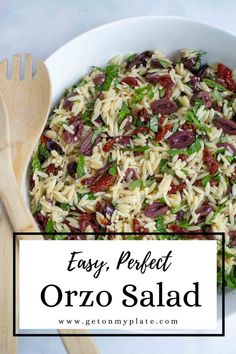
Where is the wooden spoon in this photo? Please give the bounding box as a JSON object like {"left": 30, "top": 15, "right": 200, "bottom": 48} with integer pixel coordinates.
{"left": 0, "top": 55, "right": 98, "bottom": 354}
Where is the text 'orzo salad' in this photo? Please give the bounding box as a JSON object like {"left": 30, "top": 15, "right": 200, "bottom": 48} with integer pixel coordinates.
{"left": 30, "top": 49, "right": 236, "bottom": 288}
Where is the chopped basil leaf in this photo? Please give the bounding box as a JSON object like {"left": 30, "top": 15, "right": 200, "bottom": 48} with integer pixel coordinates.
{"left": 118, "top": 102, "right": 130, "bottom": 121}
{"left": 76, "top": 154, "right": 85, "bottom": 178}
{"left": 108, "top": 164, "right": 117, "bottom": 176}
{"left": 131, "top": 85, "right": 152, "bottom": 104}
{"left": 60, "top": 203, "right": 70, "bottom": 211}
{"left": 91, "top": 126, "right": 106, "bottom": 143}
{"left": 201, "top": 175, "right": 211, "bottom": 187}
{"left": 149, "top": 116, "right": 158, "bottom": 132}
{"left": 168, "top": 139, "right": 201, "bottom": 157}
{"left": 159, "top": 59, "right": 171, "bottom": 68}
{"left": 193, "top": 98, "right": 203, "bottom": 113}
{"left": 124, "top": 146, "right": 150, "bottom": 152}
{"left": 156, "top": 216, "right": 166, "bottom": 232}
{"left": 187, "top": 139, "right": 202, "bottom": 154}
{"left": 39, "top": 144, "right": 50, "bottom": 159}
{"left": 86, "top": 192, "right": 96, "bottom": 200}
{"left": 159, "top": 159, "right": 173, "bottom": 174}
{"left": 32, "top": 150, "right": 42, "bottom": 172}
{"left": 178, "top": 220, "right": 190, "bottom": 229}
{"left": 203, "top": 78, "right": 225, "bottom": 92}
{"left": 102, "top": 64, "right": 119, "bottom": 91}
{"left": 128, "top": 180, "right": 142, "bottom": 190}
{"left": 45, "top": 220, "right": 55, "bottom": 233}
{"left": 186, "top": 110, "right": 211, "bottom": 133}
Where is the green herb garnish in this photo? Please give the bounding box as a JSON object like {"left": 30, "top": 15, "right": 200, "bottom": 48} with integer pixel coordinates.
{"left": 76, "top": 154, "right": 85, "bottom": 178}
{"left": 101, "top": 64, "right": 119, "bottom": 91}
{"left": 201, "top": 175, "right": 211, "bottom": 187}
{"left": 124, "top": 146, "right": 150, "bottom": 152}
{"left": 149, "top": 116, "right": 158, "bottom": 132}
{"left": 203, "top": 78, "right": 225, "bottom": 92}
{"left": 108, "top": 164, "right": 117, "bottom": 176}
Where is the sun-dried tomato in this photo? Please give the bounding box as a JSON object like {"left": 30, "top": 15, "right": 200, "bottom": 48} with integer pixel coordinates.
{"left": 103, "top": 138, "right": 117, "bottom": 152}
{"left": 155, "top": 124, "right": 173, "bottom": 141}
{"left": 40, "top": 135, "right": 50, "bottom": 145}
{"left": 158, "top": 115, "right": 165, "bottom": 125}
{"left": 90, "top": 174, "right": 116, "bottom": 193}
{"left": 133, "top": 219, "right": 148, "bottom": 233}
{"left": 45, "top": 164, "right": 59, "bottom": 175}
{"left": 217, "top": 63, "right": 236, "bottom": 91}
{"left": 169, "top": 224, "right": 186, "bottom": 233}
{"left": 79, "top": 213, "right": 100, "bottom": 232}
{"left": 179, "top": 154, "right": 188, "bottom": 161}
{"left": 133, "top": 107, "right": 151, "bottom": 122}
{"left": 203, "top": 149, "right": 219, "bottom": 175}
{"left": 132, "top": 127, "right": 150, "bottom": 135}
{"left": 121, "top": 76, "right": 139, "bottom": 87}
{"left": 169, "top": 182, "right": 186, "bottom": 194}
{"left": 158, "top": 75, "right": 174, "bottom": 98}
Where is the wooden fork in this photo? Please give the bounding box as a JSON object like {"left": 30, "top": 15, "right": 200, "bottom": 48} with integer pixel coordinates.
{"left": 0, "top": 55, "right": 98, "bottom": 354}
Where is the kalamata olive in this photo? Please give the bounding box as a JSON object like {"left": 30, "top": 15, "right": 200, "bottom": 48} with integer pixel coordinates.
{"left": 167, "top": 130, "right": 195, "bottom": 148}
{"left": 150, "top": 98, "right": 178, "bottom": 115}
{"left": 126, "top": 50, "right": 153, "bottom": 70}
{"left": 196, "top": 204, "right": 213, "bottom": 223}
{"left": 104, "top": 202, "right": 115, "bottom": 218}
{"left": 143, "top": 202, "right": 168, "bottom": 218}
{"left": 118, "top": 136, "right": 131, "bottom": 147}
{"left": 123, "top": 168, "right": 136, "bottom": 182}
{"left": 63, "top": 116, "right": 84, "bottom": 144}
{"left": 63, "top": 92, "right": 77, "bottom": 111}
{"left": 46, "top": 140, "right": 64, "bottom": 155}
{"left": 197, "top": 64, "right": 208, "bottom": 80}
{"left": 217, "top": 142, "right": 236, "bottom": 154}
{"left": 181, "top": 56, "right": 200, "bottom": 74}
{"left": 151, "top": 58, "right": 165, "bottom": 68}
{"left": 146, "top": 73, "right": 162, "bottom": 84}
{"left": 93, "top": 73, "right": 106, "bottom": 85}
{"left": 80, "top": 131, "right": 101, "bottom": 156}
{"left": 213, "top": 117, "right": 236, "bottom": 135}
{"left": 229, "top": 230, "right": 236, "bottom": 238}
{"left": 176, "top": 210, "right": 185, "bottom": 220}
{"left": 191, "top": 91, "right": 212, "bottom": 109}
{"left": 67, "top": 161, "right": 77, "bottom": 177}
{"left": 34, "top": 213, "right": 48, "bottom": 231}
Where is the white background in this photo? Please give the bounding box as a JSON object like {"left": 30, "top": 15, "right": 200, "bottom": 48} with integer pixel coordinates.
{"left": 0, "top": 0, "right": 236, "bottom": 353}
{"left": 19, "top": 241, "right": 217, "bottom": 330}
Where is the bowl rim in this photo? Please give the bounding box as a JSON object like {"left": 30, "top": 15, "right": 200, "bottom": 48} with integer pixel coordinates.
{"left": 45, "top": 15, "right": 236, "bottom": 66}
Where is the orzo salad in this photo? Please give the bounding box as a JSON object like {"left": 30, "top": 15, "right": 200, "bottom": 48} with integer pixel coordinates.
{"left": 30, "top": 49, "right": 236, "bottom": 288}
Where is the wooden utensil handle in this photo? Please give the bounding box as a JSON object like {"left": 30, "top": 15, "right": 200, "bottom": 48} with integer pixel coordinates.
{"left": 0, "top": 150, "right": 40, "bottom": 236}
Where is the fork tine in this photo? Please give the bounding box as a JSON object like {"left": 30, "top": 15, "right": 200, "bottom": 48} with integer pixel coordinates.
{"left": 12, "top": 54, "right": 21, "bottom": 80}
{"left": 24, "top": 54, "right": 32, "bottom": 80}
{"left": 0, "top": 59, "right": 8, "bottom": 80}
{"left": 34, "top": 59, "right": 48, "bottom": 79}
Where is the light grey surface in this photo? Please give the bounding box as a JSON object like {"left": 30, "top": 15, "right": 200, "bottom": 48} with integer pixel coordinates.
{"left": 0, "top": 1, "right": 236, "bottom": 353}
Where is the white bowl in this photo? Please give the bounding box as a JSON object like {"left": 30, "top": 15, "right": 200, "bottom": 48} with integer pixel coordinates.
{"left": 40, "top": 16, "right": 235, "bottom": 322}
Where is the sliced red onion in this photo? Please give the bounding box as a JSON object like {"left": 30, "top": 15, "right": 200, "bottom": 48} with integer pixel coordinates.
{"left": 63, "top": 92, "right": 77, "bottom": 111}
{"left": 196, "top": 204, "right": 213, "bottom": 223}
{"left": 123, "top": 168, "right": 136, "bottom": 182}
{"left": 93, "top": 73, "right": 106, "bottom": 85}
{"left": 63, "top": 116, "right": 84, "bottom": 144}
{"left": 167, "top": 130, "right": 195, "bottom": 148}
{"left": 217, "top": 142, "right": 236, "bottom": 154}
{"left": 118, "top": 136, "right": 131, "bottom": 147}
{"left": 80, "top": 131, "right": 101, "bottom": 156}
{"left": 143, "top": 202, "right": 168, "bottom": 218}
{"left": 104, "top": 202, "right": 115, "bottom": 218}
